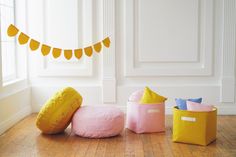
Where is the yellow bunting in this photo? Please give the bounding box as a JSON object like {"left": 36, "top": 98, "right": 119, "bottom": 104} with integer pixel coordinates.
{"left": 93, "top": 42, "right": 102, "bottom": 53}
{"left": 74, "top": 49, "right": 83, "bottom": 59}
{"left": 41, "top": 44, "right": 51, "bottom": 56}
{"left": 102, "top": 37, "right": 110, "bottom": 48}
{"left": 64, "top": 50, "right": 73, "bottom": 60}
{"left": 7, "top": 24, "right": 19, "bottom": 37}
{"left": 18, "top": 32, "right": 29, "bottom": 45}
{"left": 7, "top": 25, "right": 112, "bottom": 60}
{"left": 52, "top": 48, "right": 62, "bottom": 58}
{"left": 84, "top": 46, "right": 93, "bottom": 57}
{"left": 29, "top": 39, "right": 40, "bottom": 51}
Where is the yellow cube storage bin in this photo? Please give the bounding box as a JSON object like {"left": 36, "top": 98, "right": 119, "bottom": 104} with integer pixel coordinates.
{"left": 172, "top": 106, "right": 217, "bottom": 146}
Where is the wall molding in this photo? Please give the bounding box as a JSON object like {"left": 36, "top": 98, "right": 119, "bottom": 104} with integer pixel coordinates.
{"left": 135, "top": 0, "right": 201, "bottom": 63}
{"left": 102, "top": 0, "right": 116, "bottom": 103}
{"left": 37, "top": 0, "right": 93, "bottom": 77}
{"left": 124, "top": 0, "right": 214, "bottom": 77}
{"left": 220, "top": 0, "right": 236, "bottom": 103}
{"left": 102, "top": 78, "right": 116, "bottom": 103}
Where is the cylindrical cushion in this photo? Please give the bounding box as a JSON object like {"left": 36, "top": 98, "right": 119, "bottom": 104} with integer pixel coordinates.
{"left": 72, "top": 106, "right": 125, "bottom": 138}
{"left": 36, "top": 87, "right": 82, "bottom": 134}
{"left": 126, "top": 102, "right": 165, "bottom": 133}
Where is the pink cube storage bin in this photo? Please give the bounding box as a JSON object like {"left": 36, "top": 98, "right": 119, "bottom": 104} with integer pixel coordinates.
{"left": 126, "top": 102, "right": 165, "bottom": 133}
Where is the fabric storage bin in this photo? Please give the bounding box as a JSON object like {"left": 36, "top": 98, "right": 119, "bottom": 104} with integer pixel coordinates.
{"left": 126, "top": 102, "right": 165, "bottom": 133}
{"left": 172, "top": 106, "right": 217, "bottom": 146}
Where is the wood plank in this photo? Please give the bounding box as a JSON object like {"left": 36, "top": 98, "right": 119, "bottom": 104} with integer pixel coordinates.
{"left": 114, "top": 133, "right": 125, "bottom": 157}
{"left": 95, "top": 139, "right": 107, "bottom": 157}
{"left": 124, "top": 130, "right": 136, "bottom": 157}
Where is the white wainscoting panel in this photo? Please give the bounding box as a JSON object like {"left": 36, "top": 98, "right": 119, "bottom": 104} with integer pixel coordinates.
{"left": 37, "top": 0, "right": 93, "bottom": 77}
{"left": 138, "top": 0, "right": 199, "bottom": 62}
{"left": 102, "top": 0, "right": 116, "bottom": 103}
{"left": 125, "top": 0, "right": 213, "bottom": 76}
{"left": 220, "top": 0, "right": 236, "bottom": 103}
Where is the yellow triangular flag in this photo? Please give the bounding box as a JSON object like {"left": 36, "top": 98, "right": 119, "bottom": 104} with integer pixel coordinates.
{"left": 29, "top": 39, "right": 40, "bottom": 51}
{"left": 102, "top": 37, "right": 110, "bottom": 48}
{"left": 84, "top": 46, "right": 93, "bottom": 57}
{"left": 41, "top": 44, "right": 51, "bottom": 56}
{"left": 140, "top": 87, "right": 167, "bottom": 104}
{"left": 93, "top": 42, "right": 102, "bottom": 53}
{"left": 74, "top": 49, "right": 83, "bottom": 59}
{"left": 52, "top": 48, "right": 62, "bottom": 58}
{"left": 7, "top": 24, "right": 19, "bottom": 37}
{"left": 18, "top": 32, "right": 29, "bottom": 45}
{"left": 64, "top": 50, "right": 72, "bottom": 60}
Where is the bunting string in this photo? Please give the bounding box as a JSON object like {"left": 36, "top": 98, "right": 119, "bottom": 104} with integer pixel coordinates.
{"left": 7, "top": 24, "right": 111, "bottom": 60}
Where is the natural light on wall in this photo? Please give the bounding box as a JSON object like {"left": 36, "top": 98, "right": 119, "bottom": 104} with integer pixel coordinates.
{"left": 0, "top": 0, "right": 17, "bottom": 82}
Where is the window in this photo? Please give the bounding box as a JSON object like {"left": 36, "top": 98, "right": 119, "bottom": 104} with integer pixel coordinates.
{"left": 0, "top": 0, "right": 17, "bottom": 82}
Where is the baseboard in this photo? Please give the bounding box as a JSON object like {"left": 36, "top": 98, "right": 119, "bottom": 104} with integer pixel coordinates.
{"left": 0, "top": 105, "right": 32, "bottom": 135}
{"left": 214, "top": 105, "right": 236, "bottom": 115}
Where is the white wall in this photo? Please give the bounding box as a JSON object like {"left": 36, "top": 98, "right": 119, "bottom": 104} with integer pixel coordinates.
{"left": 27, "top": 0, "right": 236, "bottom": 114}
{"left": 0, "top": 88, "right": 31, "bottom": 134}
{"left": 27, "top": 0, "right": 103, "bottom": 111}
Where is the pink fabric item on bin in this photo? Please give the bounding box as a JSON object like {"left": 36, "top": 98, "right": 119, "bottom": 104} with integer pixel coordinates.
{"left": 186, "top": 101, "right": 214, "bottom": 112}
{"left": 128, "top": 90, "right": 143, "bottom": 102}
{"left": 126, "top": 102, "right": 165, "bottom": 133}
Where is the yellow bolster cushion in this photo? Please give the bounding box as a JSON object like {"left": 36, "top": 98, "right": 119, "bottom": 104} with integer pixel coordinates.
{"left": 140, "top": 87, "right": 167, "bottom": 104}
{"left": 36, "top": 87, "right": 82, "bottom": 134}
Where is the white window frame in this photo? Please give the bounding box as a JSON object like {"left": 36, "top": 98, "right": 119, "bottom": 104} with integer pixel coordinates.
{"left": 0, "top": 0, "right": 28, "bottom": 99}
{"left": 0, "top": 0, "right": 17, "bottom": 83}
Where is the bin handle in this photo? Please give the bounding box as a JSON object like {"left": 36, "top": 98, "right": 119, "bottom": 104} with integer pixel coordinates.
{"left": 181, "top": 116, "right": 196, "bottom": 122}
{"left": 147, "top": 109, "right": 160, "bottom": 113}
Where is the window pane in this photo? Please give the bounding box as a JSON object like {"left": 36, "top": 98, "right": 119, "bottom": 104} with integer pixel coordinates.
{"left": 1, "top": 42, "right": 16, "bottom": 81}
{"left": 0, "top": 5, "right": 15, "bottom": 42}
{"left": 0, "top": 0, "right": 14, "bottom": 7}
{"left": 1, "top": 1, "right": 16, "bottom": 82}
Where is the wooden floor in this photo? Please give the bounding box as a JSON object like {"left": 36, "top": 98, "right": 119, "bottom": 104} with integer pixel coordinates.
{"left": 0, "top": 114, "right": 236, "bottom": 157}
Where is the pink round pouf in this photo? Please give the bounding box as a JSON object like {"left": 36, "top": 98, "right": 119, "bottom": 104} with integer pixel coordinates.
{"left": 72, "top": 106, "right": 125, "bottom": 138}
